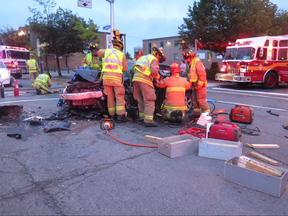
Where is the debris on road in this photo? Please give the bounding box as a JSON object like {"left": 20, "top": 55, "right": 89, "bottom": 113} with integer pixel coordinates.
{"left": 7, "top": 133, "right": 22, "bottom": 139}
{"left": 0, "top": 105, "right": 23, "bottom": 121}
{"left": 44, "top": 121, "right": 71, "bottom": 133}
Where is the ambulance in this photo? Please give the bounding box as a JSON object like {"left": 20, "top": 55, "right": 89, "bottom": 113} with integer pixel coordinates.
{"left": 215, "top": 35, "right": 288, "bottom": 88}
{"left": 0, "top": 45, "right": 30, "bottom": 78}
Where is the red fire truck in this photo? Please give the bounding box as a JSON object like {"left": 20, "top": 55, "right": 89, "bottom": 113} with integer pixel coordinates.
{"left": 215, "top": 35, "right": 288, "bottom": 88}
{"left": 0, "top": 45, "right": 30, "bottom": 78}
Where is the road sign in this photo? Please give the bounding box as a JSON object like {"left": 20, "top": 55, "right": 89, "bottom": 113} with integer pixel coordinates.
{"left": 77, "top": 0, "right": 92, "bottom": 8}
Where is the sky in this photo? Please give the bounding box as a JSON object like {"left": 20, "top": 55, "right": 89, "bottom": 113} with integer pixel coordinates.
{"left": 1, "top": 0, "right": 287, "bottom": 55}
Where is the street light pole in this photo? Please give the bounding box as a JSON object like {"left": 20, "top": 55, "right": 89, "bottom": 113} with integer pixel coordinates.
{"left": 106, "top": 0, "right": 114, "bottom": 48}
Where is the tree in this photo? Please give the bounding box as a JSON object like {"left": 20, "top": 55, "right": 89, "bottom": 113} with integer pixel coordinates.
{"left": 27, "top": 0, "right": 99, "bottom": 76}
{"left": 126, "top": 51, "right": 132, "bottom": 60}
{"left": 0, "top": 26, "right": 30, "bottom": 48}
{"left": 178, "top": 0, "right": 287, "bottom": 57}
{"left": 73, "top": 19, "right": 100, "bottom": 50}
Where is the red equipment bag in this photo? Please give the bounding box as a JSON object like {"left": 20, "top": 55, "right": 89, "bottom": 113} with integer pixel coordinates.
{"left": 229, "top": 105, "right": 254, "bottom": 124}
{"left": 208, "top": 121, "right": 242, "bottom": 142}
{"left": 179, "top": 127, "right": 206, "bottom": 138}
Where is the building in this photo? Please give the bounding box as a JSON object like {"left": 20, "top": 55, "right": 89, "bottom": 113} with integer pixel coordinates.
{"left": 143, "top": 36, "right": 223, "bottom": 68}
{"left": 42, "top": 31, "right": 126, "bottom": 71}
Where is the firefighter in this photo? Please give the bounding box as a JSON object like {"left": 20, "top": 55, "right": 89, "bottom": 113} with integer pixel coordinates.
{"left": 182, "top": 49, "right": 210, "bottom": 118}
{"left": 97, "top": 37, "right": 129, "bottom": 122}
{"left": 132, "top": 47, "right": 165, "bottom": 127}
{"left": 82, "top": 42, "right": 102, "bottom": 70}
{"left": 156, "top": 62, "right": 190, "bottom": 123}
{"left": 33, "top": 72, "right": 52, "bottom": 95}
{"left": 26, "top": 54, "right": 40, "bottom": 86}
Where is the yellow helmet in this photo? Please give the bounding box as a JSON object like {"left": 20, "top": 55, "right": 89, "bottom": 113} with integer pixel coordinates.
{"left": 112, "top": 39, "right": 123, "bottom": 51}
{"left": 152, "top": 47, "right": 166, "bottom": 63}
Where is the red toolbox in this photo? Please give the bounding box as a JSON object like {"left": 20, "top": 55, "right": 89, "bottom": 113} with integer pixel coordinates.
{"left": 208, "top": 121, "right": 242, "bottom": 142}
{"left": 229, "top": 105, "right": 254, "bottom": 124}
{"left": 179, "top": 127, "right": 206, "bottom": 138}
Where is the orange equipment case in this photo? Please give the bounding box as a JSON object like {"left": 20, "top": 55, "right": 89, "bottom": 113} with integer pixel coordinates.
{"left": 229, "top": 105, "right": 254, "bottom": 124}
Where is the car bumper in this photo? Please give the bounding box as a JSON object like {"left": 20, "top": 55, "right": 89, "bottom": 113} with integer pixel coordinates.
{"left": 215, "top": 73, "right": 251, "bottom": 83}
{"left": 60, "top": 91, "right": 103, "bottom": 100}
{"left": 0, "top": 74, "right": 10, "bottom": 85}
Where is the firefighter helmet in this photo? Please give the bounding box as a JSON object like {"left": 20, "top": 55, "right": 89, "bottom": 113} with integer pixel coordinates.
{"left": 170, "top": 62, "right": 182, "bottom": 73}
{"left": 112, "top": 40, "right": 123, "bottom": 51}
{"left": 89, "top": 42, "right": 101, "bottom": 51}
{"left": 135, "top": 49, "right": 143, "bottom": 60}
{"left": 152, "top": 47, "right": 166, "bottom": 63}
{"left": 46, "top": 72, "right": 52, "bottom": 78}
{"left": 182, "top": 49, "right": 196, "bottom": 60}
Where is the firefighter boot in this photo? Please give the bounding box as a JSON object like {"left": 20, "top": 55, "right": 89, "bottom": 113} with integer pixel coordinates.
{"left": 170, "top": 111, "right": 178, "bottom": 123}
{"left": 144, "top": 122, "right": 158, "bottom": 127}
{"left": 117, "top": 115, "right": 129, "bottom": 122}
{"left": 176, "top": 110, "right": 183, "bottom": 123}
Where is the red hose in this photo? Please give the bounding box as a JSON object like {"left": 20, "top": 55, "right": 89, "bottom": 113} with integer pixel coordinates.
{"left": 106, "top": 130, "right": 158, "bottom": 148}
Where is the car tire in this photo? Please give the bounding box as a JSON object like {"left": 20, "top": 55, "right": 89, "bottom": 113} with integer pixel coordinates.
{"left": 185, "top": 93, "right": 193, "bottom": 113}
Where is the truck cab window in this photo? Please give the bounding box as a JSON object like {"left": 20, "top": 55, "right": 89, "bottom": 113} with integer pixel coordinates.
{"left": 256, "top": 48, "right": 267, "bottom": 60}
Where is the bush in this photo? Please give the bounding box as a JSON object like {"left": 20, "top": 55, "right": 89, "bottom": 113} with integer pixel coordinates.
{"left": 206, "top": 62, "right": 220, "bottom": 80}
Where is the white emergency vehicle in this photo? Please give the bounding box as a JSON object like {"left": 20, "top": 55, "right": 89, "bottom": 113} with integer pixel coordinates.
{"left": 0, "top": 45, "right": 30, "bottom": 78}
{"left": 215, "top": 35, "right": 288, "bottom": 88}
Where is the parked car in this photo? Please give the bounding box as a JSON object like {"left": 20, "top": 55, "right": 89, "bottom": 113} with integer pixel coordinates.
{"left": 0, "top": 61, "right": 13, "bottom": 87}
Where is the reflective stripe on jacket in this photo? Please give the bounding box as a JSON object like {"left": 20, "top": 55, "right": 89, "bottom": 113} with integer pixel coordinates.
{"left": 27, "top": 59, "right": 37, "bottom": 73}
{"left": 132, "top": 54, "right": 157, "bottom": 88}
{"left": 156, "top": 75, "right": 190, "bottom": 111}
{"left": 84, "top": 53, "right": 101, "bottom": 70}
{"left": 33, "top": 74, "right": 49, "bottom": 90}
{"left": 101, "top": 48, "right": 124, "bottom": 86}
{"left": 189, "top": 58, "right": 207, "bottom": 86}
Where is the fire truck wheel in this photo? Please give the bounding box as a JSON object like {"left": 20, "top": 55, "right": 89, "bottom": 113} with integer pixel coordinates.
{"left": 263, "top": 72, "right": 278, "bottom": 89}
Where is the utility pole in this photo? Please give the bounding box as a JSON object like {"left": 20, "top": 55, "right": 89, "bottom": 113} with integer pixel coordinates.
{"left": 106, "top": 0, "right": 114, "bottom": 48}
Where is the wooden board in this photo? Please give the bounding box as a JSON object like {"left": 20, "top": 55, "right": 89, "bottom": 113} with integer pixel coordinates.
{"left": 144, "top": 135, "right": 161, "bottom": 144}
{"left": 237, "top": 156, "right": 283, "bottom": 177}
{"left": 247, "top": 143, "right": 279, "bottom": 149}
{"left": 248, "top": 151, "right": 279, "bottom": 166}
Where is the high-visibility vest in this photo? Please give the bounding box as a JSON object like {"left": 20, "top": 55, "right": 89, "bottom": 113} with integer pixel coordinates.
{"left": 102, "top": 48, "right": 123, "bottom": 74}
{"left": 27, "top": 59, "right": 37, "bottom": 73}
{"left": 189, "top": 58, "right": 201, "bottom": 82}
{"left": 134, "top": 54, "right": 156, "bottom": 76}
{"left": 33, "top": 74, "right": 49, "bottom": 90}
{"left": 132, "top": 54, "right": 157, "bottom": 88}
{"left": 84, "top": 53, "right": 101, "bottom": 70}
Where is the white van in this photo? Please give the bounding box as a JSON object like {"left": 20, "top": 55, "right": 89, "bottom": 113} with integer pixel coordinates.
{"left": 0, "top": 45, "right": 30, "bottom": 78}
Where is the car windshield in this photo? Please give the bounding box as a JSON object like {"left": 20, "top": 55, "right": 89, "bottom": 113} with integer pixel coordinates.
{"left": 224, "top": 47, "right": 255, "bottom": 60}
{"left": 6, "top": 50, "right": 30, "bottom": 60}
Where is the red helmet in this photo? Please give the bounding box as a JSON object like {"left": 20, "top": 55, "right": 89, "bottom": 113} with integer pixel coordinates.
{"left": 182, "top": 49, "right": 196, "bottom": 60}
{"left": 170, "top": 62, "right": 182, "bottom": 73}
{"left": 135, "top": 49, "right": 143, "bottom": 60}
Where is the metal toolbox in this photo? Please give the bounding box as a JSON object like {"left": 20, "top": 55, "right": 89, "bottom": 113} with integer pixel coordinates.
{"left": 198, "top": 138, "right": 243, "bottom": 160}
{"left": 158, "top": 134, "right": 200, "bottom": 158}
{"left": 224, "top": 157, "right": 288, "bottom": 197}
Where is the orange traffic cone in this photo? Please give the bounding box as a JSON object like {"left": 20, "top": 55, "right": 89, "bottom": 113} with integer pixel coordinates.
{"left": 14, "top": 80, "right": 19, "bottom": 97}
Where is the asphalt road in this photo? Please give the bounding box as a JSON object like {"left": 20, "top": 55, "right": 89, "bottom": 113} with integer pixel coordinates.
{"left": 0, "top": 72, "right": 288, "bottom": 215}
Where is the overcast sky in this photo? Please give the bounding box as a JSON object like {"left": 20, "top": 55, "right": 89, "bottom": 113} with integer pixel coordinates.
{"left": 1, "top": 0, "right": 287, "bottom": 55}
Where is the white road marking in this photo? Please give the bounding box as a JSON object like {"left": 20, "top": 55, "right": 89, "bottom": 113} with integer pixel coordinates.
{"left": 210, "top": 87, "right": 288, "bottom": 97}
{"left": 0, "top": 98, "right": 59, "bottom": 105}
{"left": 214, "top": 100, "right": 286, "bottom": 111}
{"left": 208, "top": 89, "right": 288, "bottom": 101}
